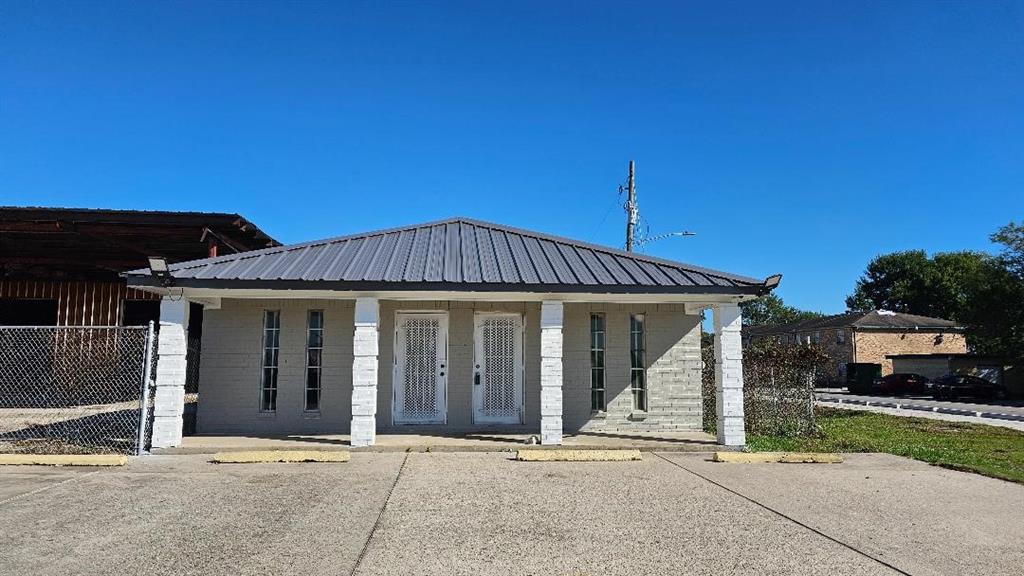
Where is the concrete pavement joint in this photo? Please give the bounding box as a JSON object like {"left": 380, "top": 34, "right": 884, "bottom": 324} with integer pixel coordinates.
{"left": 349, "top": 452, "right": 408, "bottom": 576}
{"left": 650, "top": 452, "right": 911, "bottom": 576}
{"left": 0, "top": 469, "right": 104, "bottom": 507}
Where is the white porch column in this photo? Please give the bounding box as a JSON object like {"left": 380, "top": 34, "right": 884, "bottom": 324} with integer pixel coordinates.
{"left": 351, "top": 297, "right": 380, "bottom": 447}
{"left": 540, "top": 301, "right": 564, "bottom": 445}
{"left": 151, "top": 297, "right": 189, "bottom": 449}
{"left": 713, "top": 304, "right": 746, "bottom": 446}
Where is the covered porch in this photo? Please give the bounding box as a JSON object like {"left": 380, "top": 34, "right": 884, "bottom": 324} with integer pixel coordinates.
{"left": 126, "top": 218, "right": 778, "bottom": 450}
{"left": 152, "top": 294, "right": 750, "bottom": 449}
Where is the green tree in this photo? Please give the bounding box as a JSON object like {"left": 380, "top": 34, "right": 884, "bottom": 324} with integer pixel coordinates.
{"left": 845, "top": 250, "right": 944, "bottom": 316}
{"left": 992, "top": 222, "right": 1024, "bottom": 276}
{"left": 740, "top": 293, "right": 823, "bottom": 326}
{"left": 846, "top": 223, "right": 1024, "bottom": 359}
{"left": 960, "top": 223, "right": 1024, "bottom": 358}
{"left": 844, "top": 250, "right": 992, "bottom": 321}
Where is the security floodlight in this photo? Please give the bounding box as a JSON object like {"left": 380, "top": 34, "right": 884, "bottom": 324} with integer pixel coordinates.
{"left": 148, "top": 256, "right": 168, "bottom": 273}
{"left": 763, "top": 274, "right": 783, "bottom": 290}
{"left": 148, "top": 256, "right": 174, "bottom": 287}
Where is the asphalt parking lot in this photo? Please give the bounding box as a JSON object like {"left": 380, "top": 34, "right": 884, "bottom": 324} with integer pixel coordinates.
{"left": 1, "top": 452, "right": 1022, "bottom": 576}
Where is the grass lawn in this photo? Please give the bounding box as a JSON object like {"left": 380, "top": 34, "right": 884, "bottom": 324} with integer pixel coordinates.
{"left": 746, "top": 407, "right": 1024, "bottom": 484}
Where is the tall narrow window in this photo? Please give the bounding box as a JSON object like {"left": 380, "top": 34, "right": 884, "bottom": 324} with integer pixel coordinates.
{"left": 630, "top": 314, "right": 646, "bottom": 411}
{"left": 260, "top": 310, "right": 281, "bottom": 412}
{"left": 590, "top": 313, "right": 605, "bottom": 411}
{"left": 305, "top": 310, "right": 324, "bottom": 412}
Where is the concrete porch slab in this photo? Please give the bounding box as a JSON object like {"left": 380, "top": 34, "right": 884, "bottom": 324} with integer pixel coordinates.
{"left": 154, "top": 430, "right": 720, "bottom": 455}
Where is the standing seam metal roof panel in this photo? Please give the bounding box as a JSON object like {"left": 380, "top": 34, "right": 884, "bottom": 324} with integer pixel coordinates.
{"left": 476, "top": 227, "right": 502, "bottom": 283}
{"left": 460, "top": 222, "right": 482, "bottom": 283}
{"left": 383, "top": 231, "right": 414, "bottom": 281}
{"left": 521, "top": 236, "right": 558, "bottom": 283}
{"left": 540, "top": 239, "right": 577, "bottom": 284}
{"left": 491, "top": 230, "right": 521, "bottom": 283}
{"left": 404, "top": 228, "right": 430, "bottom": 281}
{"left": 504, "top": 232, "right": 540, "bottom": 284}
{"left": 557, "top": 244, "right": 596, "bottom": 285}
{"left": 125, "top": 217, "right": 768, "bottom": 292}
{"left": 364, "top": 233, "right": 399, "bottom": 281}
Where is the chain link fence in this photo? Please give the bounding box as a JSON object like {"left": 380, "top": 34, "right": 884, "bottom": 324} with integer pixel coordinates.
{"left": 0, "top": 326, "right": 155, "bottom": 455}
{"left": 703, "top": 339, "right": 828, "bottom": 436}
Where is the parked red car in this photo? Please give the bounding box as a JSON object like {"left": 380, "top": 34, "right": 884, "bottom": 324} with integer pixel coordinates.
{"left": 871, "top": 373, "right": 930, "bottom": 396}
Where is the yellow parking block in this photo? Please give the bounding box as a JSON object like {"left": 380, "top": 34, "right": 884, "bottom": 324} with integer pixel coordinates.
{"left": 779, "top": 452, "right": 844, "bottom": 464}
{"left": 516, "top": 449, "right": 642, "bottom": 462}
{"left": 211, "top": 450, "right": 350, "bottom": 464}
{"left": 713, "top": 451, "right": 843, "bottom": 464}
{"left": 0, "top": 454, "right": 128, "bottom": 466}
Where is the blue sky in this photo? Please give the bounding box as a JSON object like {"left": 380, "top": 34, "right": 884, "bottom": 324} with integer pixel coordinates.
{"left": 3, "top": 1, "right": 1021, "bottom": 313}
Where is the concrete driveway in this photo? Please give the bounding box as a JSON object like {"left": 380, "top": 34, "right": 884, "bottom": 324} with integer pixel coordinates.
{"left": 1, "top": 452, "right": 1021, "bottom": 576}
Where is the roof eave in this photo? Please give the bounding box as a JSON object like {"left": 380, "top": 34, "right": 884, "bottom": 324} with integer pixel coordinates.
{"left": 125, "top": 275, "right": 766, "bottom": 296}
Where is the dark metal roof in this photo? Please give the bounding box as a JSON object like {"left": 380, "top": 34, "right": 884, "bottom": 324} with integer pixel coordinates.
{"left": 125, "top": 217, "right": 773, "bottom": 294}
{"left": 745, "top": 310, "right": 963, "bottom": 336}
{"left": 1, "top": 206, "right": 279, "bottom": 282}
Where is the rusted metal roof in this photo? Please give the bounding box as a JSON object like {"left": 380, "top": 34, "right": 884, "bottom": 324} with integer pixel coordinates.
{"left": 125, "top": 217, "right": 771, "bottom": 294}
{"left": 1, "top": 206, "right": 280, "bottom": 282}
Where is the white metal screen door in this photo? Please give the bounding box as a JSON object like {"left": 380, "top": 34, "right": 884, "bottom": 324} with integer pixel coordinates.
{"left": 393, "top": 313, "right": 448, "bottom": 425}
{"left": 473, "top": 313, "right": 524, "bottom": 425}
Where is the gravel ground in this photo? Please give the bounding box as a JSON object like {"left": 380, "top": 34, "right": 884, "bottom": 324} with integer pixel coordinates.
{"left": 1, "top": 452, "right": 1021, "bottom": 576}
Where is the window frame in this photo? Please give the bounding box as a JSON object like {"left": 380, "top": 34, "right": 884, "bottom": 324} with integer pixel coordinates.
{"left": 836, "top": 329, "right": 846, "bottom": 345}
{"left": 259, "top": 310, "right": 281, "bottom": 412}
{"left": 304, "top": 309, "right": 325, "bottom": 413}
{"left": 629, "top": 313, "right": 647, "bottom": 412}
{"left": 589, "top": 313, "right": 606, "bottom": 412}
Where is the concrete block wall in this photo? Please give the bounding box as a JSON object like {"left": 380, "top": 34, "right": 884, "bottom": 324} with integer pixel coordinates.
{"left": 196, "top": 298, "right": 701, "bottom": 436}
{"left": 562, "top": 303, "right": 703, "bottom": 433}
{"left": 196, "top": 298, "right": 354, "bottom": 435}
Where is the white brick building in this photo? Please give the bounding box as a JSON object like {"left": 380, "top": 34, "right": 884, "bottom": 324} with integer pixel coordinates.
{"left": 126, "top": 218, "right": 778, "bottom": 448}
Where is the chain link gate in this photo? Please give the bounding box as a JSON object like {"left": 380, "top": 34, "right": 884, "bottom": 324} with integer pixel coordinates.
{"left": 0, "top": 324, "right": 155, "bottom": 455}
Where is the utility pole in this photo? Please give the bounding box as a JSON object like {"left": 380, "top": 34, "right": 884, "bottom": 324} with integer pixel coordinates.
{"left": 618, "top": 160, "right": 695, "bottom": 251}
{"left": 624, "top": 160, "right": 637, "bottom": 251}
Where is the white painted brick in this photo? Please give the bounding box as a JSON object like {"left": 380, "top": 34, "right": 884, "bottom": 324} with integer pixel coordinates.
{"left": 350, "top": 298, "right": 379, "bottom": 445}
{"left": 153, "top": 386, "right": 185, "bottom": 417}
{"left": 714, "top": 304, "right": 746, "bottom": 447}
{"left": 152, "top": 309, "right": 187, "bottom": 448}
{"left": 350, "top": 415, "right": 375, "bottom": 447}
{"left": 150, "top": 416, "right": 182, "bottom": 448}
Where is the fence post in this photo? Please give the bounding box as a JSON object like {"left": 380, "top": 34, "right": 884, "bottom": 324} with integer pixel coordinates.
{"left": 135, "top": 322, "right": 155, "bottom": 456}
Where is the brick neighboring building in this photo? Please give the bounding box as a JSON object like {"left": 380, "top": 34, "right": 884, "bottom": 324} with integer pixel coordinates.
{"left": 743, "top": 310, "right": 967, "bottom": 384}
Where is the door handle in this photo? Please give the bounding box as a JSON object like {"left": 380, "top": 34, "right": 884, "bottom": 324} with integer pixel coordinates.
{"left": 474, "top": 373, "right": 481, "bottom": 386}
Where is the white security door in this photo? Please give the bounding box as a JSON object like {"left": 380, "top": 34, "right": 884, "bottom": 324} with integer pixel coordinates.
{"left": 473, "top": 313, "right": 524, "bottom": 425}
{"left": 393, "top": 313, "right": 448, "bottom": 424}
